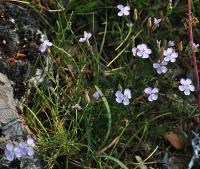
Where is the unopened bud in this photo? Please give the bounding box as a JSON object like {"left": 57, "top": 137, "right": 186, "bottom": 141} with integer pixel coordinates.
{"left": 84, "top": 90, "right": 90, "bottom": 104}
{"left": 159, "top": 48, "right": 164, "bottom": 61}
{"left": 118, "top": 84, "right": 123, "bottom": 92}
{"left": 159, "top": 10, "right": 164, "bottom": 18}
{"left": 133, "top": 8, "right": 138, "bottom": 21}
{"left": 177, "top": 41, "right": 183, "bottom": 51}
{"left": 167, "top": 0, "right": 172, "bottom": 15}
{"left": 147, "top": 17, "right": 152, "bottom": 28}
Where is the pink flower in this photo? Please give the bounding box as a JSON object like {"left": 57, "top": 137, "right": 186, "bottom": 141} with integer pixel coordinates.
{"left": 179, "top": 78, "right": 195, "bottom": 95}
{"left": 115, "top": 89, "right": 131, "bottom": 106}
{"left": 144, "top": 87, "right": 159, "bottom": 102}
{"left": 132, "top": 44, "right": 152, "bottom": 58}
{"left": 79, "top": 31, "right": 92, "bottom": 43}
{"left": 117, "top": 5, "right": 130, "bottom": 16}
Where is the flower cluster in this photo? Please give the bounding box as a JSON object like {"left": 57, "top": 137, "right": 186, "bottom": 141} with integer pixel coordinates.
{"left": 5, "top": 137, "right": 35, "bottom": 161}
{"left": 85, "top": 5, "right": 196, "bottom": 107}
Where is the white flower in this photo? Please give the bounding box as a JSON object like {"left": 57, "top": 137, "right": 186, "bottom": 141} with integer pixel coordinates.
{"left": 115, "top": 89, "right": 131, "bottom": 106}
{"left": 132, "top": 44, "right": 152, "bottom": 58}
{"left": 192, "top": 42, "right": 199, "bottom": 49}
{"left": 163, "top": 48, "right": 178, "bottom": 62}
{"left": 153, "top": 60, "right": 168, "bottom": 74}
{"left": 93, "top": 91, "right": 100, "bottom": 100}
{"left": 178, "top": 78, "right": 195, "bottom": 95}
{"left": 154, "top": 18, "right": 161, "bottom": 26}
{"left": 117, "top": 5, "right": 130, "bottom": 16}
{"left": 168, "top": 40, "right": 175, "bottom": 47}
{"left": 79, "top": 31, "right": 92, "bottom": 43}
{"left": 144, "top": 87, "right": 159, "bottom": 102}
{"left": 39, "top": 40, "right": 53, "bottom": 53}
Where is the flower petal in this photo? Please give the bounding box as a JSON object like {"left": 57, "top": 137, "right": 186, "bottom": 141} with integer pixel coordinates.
{"left": 144, "top": 87, "right": 152, "bottom": 94}
{"left": 185, "top": 78, "right": 192, "bottom": 85}
{"left": 138, "top": 44, "right": 147, "bottom": 50}
{"left": 85, "top": 32, "right": 92, "bottom": 39}
{"left": 6, "top": 143, "right": 14, "bottom": 151}
{"left": 39, "top": 44, "right": 47, "bottom": 53}
{"left": 118, "top": 11, "right": 124, "bottom": 16}
{"left": 151, "top": 88, "right": 159, "bottom": 94}
{"left": 79, "top": 38, "right": 86, "bottom": 43}
{"left": 157, "top": 67, "right": 162, "bottom": 74}
{"left": 27, "top": 147, "right": 34, "bottom": 156}
{"left": 132, "top": 47, "right": 137, "bottom": 56}
{"left": 84, "top": 31, "right": 88, "bottom": 38}
{"left": 123, "top": 97, "right": 130, "bottom": 105}
{"left": 115, "top": 91, "right": 124, "bottom": 103}
{"left": 161, "top": 66, "right": 168, "bottom": 73}
{"left": 151, "top": 94, "right": 158, "bottom": 100}
{"left": 142, "top": 53, "right": 149, "bottom": 58}
{"left": 19, "top": 142, "right": 27, "bottom": 156}
{"left": 148, "top": 95, "right": 153, "bottom": 102}
{"left": 117, "top": 5, "right": 124, "bottom": 10}
{"left": 137, "top": 51, "right": 143, "bottom": 57}
{"left": 5, "top": 149, "right": 14, "bottom": 161}
{"left": 14, "top": 146, "right": 22, "bottom": 158}
{"left": 170, "top": 58, "right": 176, "bottom": 62}
{"left": 123, "top": 10, "right": 130, "bottom": 16}
{"left": 153, "top": 63, "right": 160, "bottom": 69}
{"left": 166, "top": 48, "right": 173, "bottom": 55}
{"left": 145, "top": 49, "right": 152, "bottom": 54}
{"left": 124, "top": 89, "right": 131, "bottom": 99}
{"left": 171, "top": 52, "right": 178, "bottom": 58}
{"left": 161, "top": 60, "right": 168, "bottom": 65}
{"left": 189, "top": 85, "right": 195, "bottom": 91}
{"left": 27, "top": 138, "right": 35, "bottom": 147}
{"left": 180, "top": 78, "right": 186, "bottom": 85}
{"left": 184, "top": 89, "right": 191, "bottom": 95}
{"left": 93, "top": 91, "right": 100, "bottom": 100}
{"left": 124, "top": 6, "right": 130, "bottom": 10}
{"left": 179, "top": 85, "right": 186, "bottom": 91}
{"left": 164, "top": 56, "right": 170, "bottom": 62}
{"left": 44, "top": 40, "right": 52, "bottom": 46}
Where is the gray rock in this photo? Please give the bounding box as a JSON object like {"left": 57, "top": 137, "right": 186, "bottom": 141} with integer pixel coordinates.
{"left": 0, "top": 73, "right": 42, "bottom": 169}
{"left": 0, "top": 2, "right": 49, "bottom": 169}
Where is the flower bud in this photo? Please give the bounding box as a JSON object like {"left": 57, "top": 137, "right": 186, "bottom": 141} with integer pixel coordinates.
{"left": 159, "top": 48, "right": 164, "bottom": 61}
{"left": 167, "top": 0, "right": 172, "bottom": 15}
{"left": 118, "top": 84, "right": 123, "bottom": 92}
{"left": 84, "top": 90, "right": 90, "bottom": 104}
{"left": 159, "top": 10, "right": 164, "bottom": 18}
{"left": 177, "top": 41, "right": 183, "bottom": 51}
{"left": 147, "top": 17, "right": 152, "bottom": 28}
{"left": 133, "top": 8, "right": 138, "bottom": 21}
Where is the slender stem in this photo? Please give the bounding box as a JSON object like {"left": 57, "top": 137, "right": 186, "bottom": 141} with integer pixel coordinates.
{"left": 187, "top": 0, "right": 200, "bottom": 114}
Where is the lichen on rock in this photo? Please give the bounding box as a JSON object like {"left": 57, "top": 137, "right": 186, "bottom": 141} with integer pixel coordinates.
{"left": 0, "top": 2, "right": 50, "bottom": 168}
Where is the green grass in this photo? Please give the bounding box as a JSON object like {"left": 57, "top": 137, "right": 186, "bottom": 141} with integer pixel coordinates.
{"left": 23, "top": 0, "right": 200, "bottom": 168}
